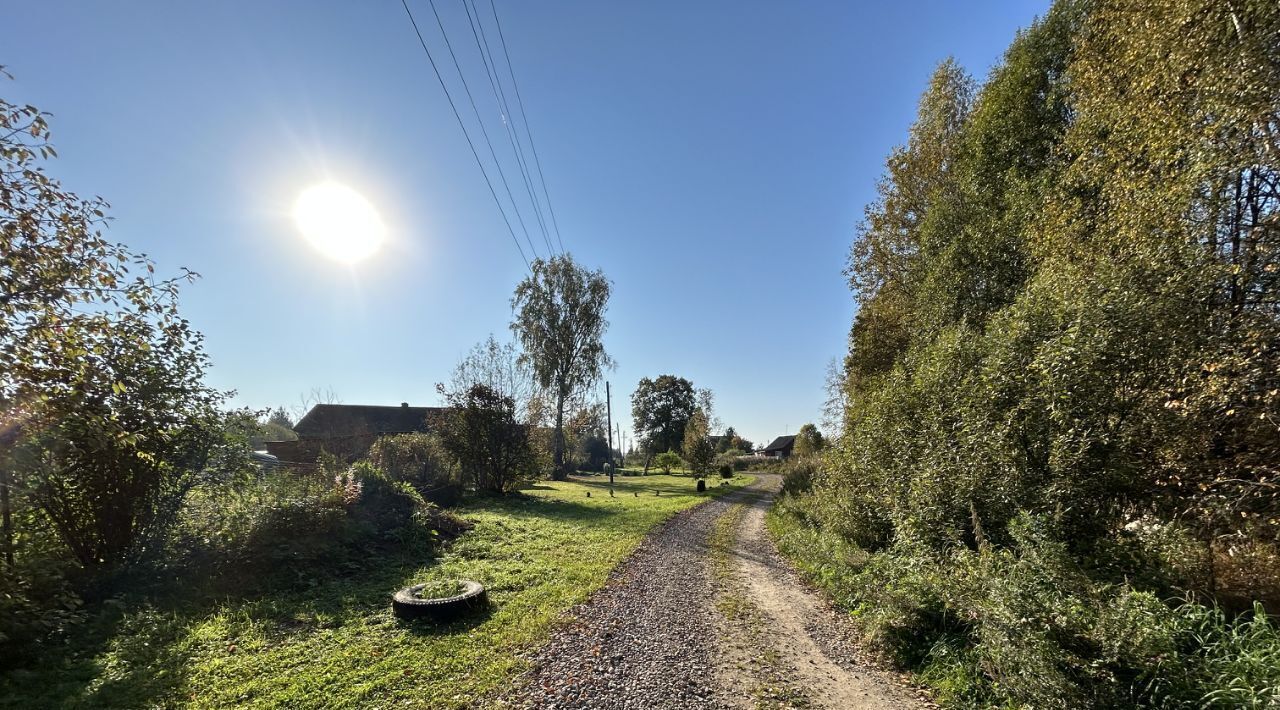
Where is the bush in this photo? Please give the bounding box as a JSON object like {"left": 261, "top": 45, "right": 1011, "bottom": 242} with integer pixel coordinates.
{"left": 654, "top": 450, "right": 682, "bottom": 475}
{"left": 718, "top": 464, "right": 733, "bottom": 479}
{"left": 367, "top": 433, "right": 459, "bottom": 494}
{"left": 167, "top": 461, "right": 467, "bottom": 586}
{"left": 439, "top": 384, "right": 538, "bottom": 494}
{"left": 779, "top": 457, "right": 817, "bottom": 496}
{"left": 771, "top": 500, "right": 1280, "bottom": 708}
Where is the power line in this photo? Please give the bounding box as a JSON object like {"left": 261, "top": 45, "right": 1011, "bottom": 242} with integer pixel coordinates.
{"left": 425, "top": 0, "right": 542, "bottom": 262}
{"left": 461, "top": 0, "right": 556, "bottom": 258}
{"left": 487, "top": 0, "right": 566, "bottom": 254}
{"left": 399, "top": 0, "right": 529, "bottom": 269}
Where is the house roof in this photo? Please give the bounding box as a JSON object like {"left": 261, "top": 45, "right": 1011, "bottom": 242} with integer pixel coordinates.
{"left": 763, "top": 435, "right": 796, "bottom": 453}
{"left": 293, "top": 404, "right": 446, "bottom": 439}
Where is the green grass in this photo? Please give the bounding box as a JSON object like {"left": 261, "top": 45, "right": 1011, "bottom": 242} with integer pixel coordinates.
{"left": 0, "top": 474, "right": 753, "bottom": 709}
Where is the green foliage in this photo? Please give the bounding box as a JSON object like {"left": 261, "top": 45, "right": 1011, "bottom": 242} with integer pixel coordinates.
{"left": 779, "top": 456, "right": 817, "bottom": 497}
{"left": 793, "top": 423, "right": 824, "bottom": 457}
{"left": 511, "top": 255, "right": 612, "bottom": 479}
{"left": 439, "top": 384, "right": 538, "bottom": 494}
{"left": 631, "top": 374, "right": 697, "bottom": 462}
{"left": 771, "top": 504, "right": 1280, "bottom": 708}
{"left": 654, "top": 450, "right": 682, "bottom": 475}
{"left": 790, "top": 1, "right": 1280, "bottom": 706}
{"left": 0, "top": 556, "right": 81, "bottom": 661}
{"left": 681, "top": 408, "right": 715, "bottom": 479}
{"left": 367, "top": 432, "right": 459, "bottom": 495}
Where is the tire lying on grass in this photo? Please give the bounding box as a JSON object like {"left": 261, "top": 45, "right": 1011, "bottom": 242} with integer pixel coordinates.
{"left": 392, "top": 580, "right": 488, "bottom": 621}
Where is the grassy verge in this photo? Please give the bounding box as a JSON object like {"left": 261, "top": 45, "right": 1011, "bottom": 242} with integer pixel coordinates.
{"left": 766, "top": 496, "right": 1280, "bottom": 708}
{"left": 0, "top": 474, "right": 752, "bottom": 709}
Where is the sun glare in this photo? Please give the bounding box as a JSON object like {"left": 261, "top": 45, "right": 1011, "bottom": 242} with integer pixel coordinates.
{"left": 292, "top": 182, "right": 386, "bottom": 264}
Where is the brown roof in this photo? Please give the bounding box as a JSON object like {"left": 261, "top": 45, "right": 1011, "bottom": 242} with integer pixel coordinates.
{"left": 293, "top": 404, "right": 446, "bottom": 439}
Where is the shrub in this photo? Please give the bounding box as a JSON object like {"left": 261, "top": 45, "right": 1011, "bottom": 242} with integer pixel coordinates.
{"left": 718, "top": 464, "right": 733, "bottom": 479}
{"left": 346, "top": 462, "right": 424, "bottom": 534}
{"left": 779, "top": 456, "right": 817, "bottom": 496}
{"left": 368, "top": 433, "right": 461, "bottom": 503}
{"left": 654, "top": 450, "right": 682, "bottom": 475}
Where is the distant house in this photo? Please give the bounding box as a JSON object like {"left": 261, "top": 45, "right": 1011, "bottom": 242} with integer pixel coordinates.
{"left": 265, "top": 402, "right": 447, "bottom": 463}
{"left": 762, "top": 435, "right": 796, "bottom": 459}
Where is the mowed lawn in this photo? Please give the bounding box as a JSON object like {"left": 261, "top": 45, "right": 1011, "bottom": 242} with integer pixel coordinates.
{"left": 0, "top": 474, "right": 752, "bottom": 709}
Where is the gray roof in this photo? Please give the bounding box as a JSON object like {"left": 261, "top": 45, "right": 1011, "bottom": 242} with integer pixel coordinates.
{"left": 293, "top": 404, "right": 446, "bottom": 439}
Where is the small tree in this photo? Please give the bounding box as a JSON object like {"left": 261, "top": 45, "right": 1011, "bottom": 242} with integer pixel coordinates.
{"left": 682, "top": 409, "right": 716, "bottom": 479}
{"left": 12, "top": 317, "right": 242, "bottom": 569}
{"left": 654, "top": 450, "right": 682, "bottom": 475}
{"left": 438, "top": 384, "right": 537, "bottom": 494}
{"left": 448, "top": 334, "right": 540, "bottom": 425}
{"left": 794, "top": 423, "right": 825, "bottom": 457}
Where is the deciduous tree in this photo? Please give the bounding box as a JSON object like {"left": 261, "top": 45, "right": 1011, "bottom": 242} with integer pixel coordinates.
{"left": 631, "top": 375, "right": 696, "bottom": 471}
{"left": 511, "top": 255, "right": 612, "bottom": 480}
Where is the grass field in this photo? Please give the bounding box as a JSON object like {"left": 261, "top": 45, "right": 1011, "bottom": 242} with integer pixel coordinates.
{"left": 0, "top": 473, "right": 752, "bottom": 709}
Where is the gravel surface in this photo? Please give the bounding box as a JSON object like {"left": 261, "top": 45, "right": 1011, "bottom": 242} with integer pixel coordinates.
{"left": 720, "top": 476, "right": 931, "bottom": 709}
{"left": 504, "top": 475, "right": 927, "bottom": 709}
{"left": 503, "top": 483, "right": 750, "bottom": 710}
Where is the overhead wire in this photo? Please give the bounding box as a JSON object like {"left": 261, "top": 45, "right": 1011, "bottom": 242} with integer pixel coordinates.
{"left": 488, "top": 0, "right": 566, "bottom": 254}
{"left": 460, "top": 0, "right": 556, "bottom": 258}
{"left": 399, "top": 0, "right": 530, "bottom": 268}
{"left": 424, "top": 0, "right": 542, "bottom": 262}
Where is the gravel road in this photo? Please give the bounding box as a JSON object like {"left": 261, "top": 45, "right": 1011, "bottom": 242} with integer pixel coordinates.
{"left": 503, "top": 474, "right": 927, "bottom": 709}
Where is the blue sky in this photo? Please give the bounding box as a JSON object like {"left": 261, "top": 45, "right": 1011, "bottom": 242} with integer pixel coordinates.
{"left": 4, "top": 1, "right": 1048, "bottom": 448}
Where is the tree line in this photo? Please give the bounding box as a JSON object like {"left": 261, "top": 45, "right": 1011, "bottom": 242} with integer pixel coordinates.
{"left": 777, "top": 0, "right": 1280, "bottom": 706}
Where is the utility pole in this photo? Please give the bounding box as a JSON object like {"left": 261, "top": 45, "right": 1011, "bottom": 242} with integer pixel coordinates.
{"left": 605, "top": 381, "right": 614, "bottom": 487}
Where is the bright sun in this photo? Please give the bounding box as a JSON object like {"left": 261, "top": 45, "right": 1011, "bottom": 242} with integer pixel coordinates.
{"left": 292, "top": 182, "right": 386, "bottom": 264}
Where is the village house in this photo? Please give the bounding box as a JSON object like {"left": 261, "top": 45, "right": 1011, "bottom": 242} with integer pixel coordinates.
{"left": 761, "top": 435, "right": 796, "bottom": 459}
{"left": 265, "top": 402, "right": 447, "bottom": 463}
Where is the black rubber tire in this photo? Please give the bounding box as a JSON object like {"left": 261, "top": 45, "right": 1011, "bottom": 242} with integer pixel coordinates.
{"left": 392, "top": 580, "right": 488, "bottom": 621}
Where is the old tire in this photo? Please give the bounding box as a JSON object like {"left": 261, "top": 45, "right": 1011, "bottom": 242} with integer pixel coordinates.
{"left": 392, "top": 580, "right": 488, "bottom": 621}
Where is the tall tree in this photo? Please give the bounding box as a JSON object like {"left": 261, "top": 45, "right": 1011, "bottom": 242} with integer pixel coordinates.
{"left": 821, "top": 357, "right": 848, "bottom": 433}
{"left": 511, "top": 255, "right": 612, "bottom": 479}
{"left": 844, "top": 59, "right": 975, "bottom": 389}
{"left": 631, "top": 374, "right": 697, "bottom": 471}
